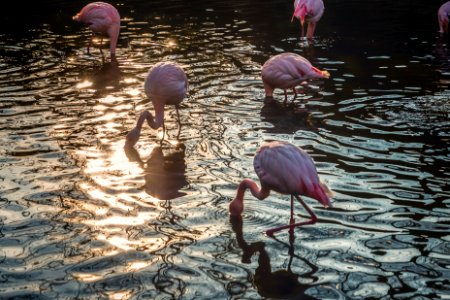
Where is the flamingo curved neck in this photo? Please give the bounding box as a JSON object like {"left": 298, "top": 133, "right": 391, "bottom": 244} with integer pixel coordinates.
{"left": 229, "top": 179, "right": 270, "bottom": 216}
{"left": 136, "top": 105, "right": 164, "bottom": 132}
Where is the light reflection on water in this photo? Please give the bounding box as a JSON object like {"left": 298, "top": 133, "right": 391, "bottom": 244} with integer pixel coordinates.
{"left": 0, "top": 0, "right": 449, "bottom": 299}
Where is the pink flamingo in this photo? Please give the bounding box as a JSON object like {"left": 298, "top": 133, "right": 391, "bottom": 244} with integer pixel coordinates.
{"left": 73, "top": 2, "right": 120, "bottom": 58}
{"left": 126, "top": 61, "right": 188, "bottom": 147}
{"left": 291, "top": 0, "right": 324, "bottom": 39}
{"left": 261, "top": 52, "right": 329, "bottom": 103}
{"left": 229, "top": 141, "right": 332, "bottom": 236}
{"left": 438, "top": 2, "right": 450, "bottom": 34}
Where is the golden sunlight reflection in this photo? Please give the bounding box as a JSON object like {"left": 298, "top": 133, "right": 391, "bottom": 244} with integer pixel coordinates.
{"left": 127, "top": 260, "right": 154, "bottom": 272}
{"left": 108, "top": 291, "right": 133, "bottom": 300}
{"left": 166, "top": 39, "right": 176, "bottom": 48}
{"left": 76, "top": 80, "right": 93, "bottom": 89}
{"left": 125, "top": 87, "right": 141, "bottom": 96}
{"left": 124, "top": 77, "right": 138, "bottom": 84}
{"left": 100, "top": 95, "right": 122, "bottom": 104}
{"left": 72, "top": 273, "right": 103, "bottom": 283}
{"left": 96, "top": 234, "right": 166, "bottom": 252}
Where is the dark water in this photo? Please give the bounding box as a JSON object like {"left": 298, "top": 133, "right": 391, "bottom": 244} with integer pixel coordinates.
{"left": 1, "top": 0, "right": 449, "bottom": 299}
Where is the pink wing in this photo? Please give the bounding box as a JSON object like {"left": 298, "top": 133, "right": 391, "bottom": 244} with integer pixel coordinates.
{"left": 261, "top": 53, "right": 312, "bottom": 89}
{"left": 254, "top": 141, "right": 331, "bottom": 206}
{"left": 75, "top": 2, "right": 120, "bottom": 32}
{"left": 144, "top": 62, "right": 188, "bottom": 105}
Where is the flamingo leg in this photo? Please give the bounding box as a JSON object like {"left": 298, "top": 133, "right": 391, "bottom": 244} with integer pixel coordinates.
{"left": 99, "top": 37, "right": 104, "bottom": 56}
{"left": 300, "top": 21, "right": 305, "bottom": 39}
{"left": 159, "top": 122, "right": 166, "bottom": 146}
{"left": 266, "top": 195, "right": 317, "bottom": 236}
{"left": 284, "top": 89, "right": 288, "bottom": 104}
{"left": 292, "top": 88, "right": 298, "bottom": 101}
{"left": 87, "top": 33, "right": 94, "bottom": 54}
{"left": 289, "top": 195, "right": 295, "bottom": 234}
{"left": 175, "top": 105, "right": 182, "bottom": 127}
{"left": 306, "top": 22, "right": 317, "bottom": 39}
{"left": 175, "top": 105, "right": 182, "bottom": 140}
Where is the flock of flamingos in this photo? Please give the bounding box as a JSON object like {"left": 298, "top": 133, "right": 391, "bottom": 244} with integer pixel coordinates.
{"left": 73, "top": 0, "right": 450, "bottom": 236}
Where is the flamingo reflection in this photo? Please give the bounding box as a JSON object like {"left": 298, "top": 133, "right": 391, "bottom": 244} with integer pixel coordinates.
{"left": 91, "top": 58, "right": 122, "bottom": 95}
{"left": 230, "top": 216, "right": 319, "bottom": 299}
{"left": 260, "top": 99, "right": 319, "bottom": 134}
{"left": 124, "top": 143, "right": 188, "bottom": 200}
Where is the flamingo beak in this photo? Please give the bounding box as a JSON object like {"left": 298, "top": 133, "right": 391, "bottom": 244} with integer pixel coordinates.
{"left": 311, "top": 66, "right": 330, "bottom": 79}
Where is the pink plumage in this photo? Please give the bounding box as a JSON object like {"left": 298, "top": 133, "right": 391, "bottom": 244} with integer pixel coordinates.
{"left": 261, "top": 52, "right": 329, "bottom": 102}
{"left": 126, "top": 61, "right": 188, "bottom": 147}
{"left": 438, "top": 1, "right": 450, "bottom": 34}
{"left": 292, "top": 0, "right": 324, "bottom": 39}
{"left": 229, "top": 141, "right": 332, "bottom": 236}
{"left": 73, "top": 2, "right": 120, "bottom": 57}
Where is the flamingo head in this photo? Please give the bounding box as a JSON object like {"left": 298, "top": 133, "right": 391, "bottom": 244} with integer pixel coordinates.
{"left": 312, "top": 183, "right": 332, "bottom": 208}
{"left": 310, "top": 66, "right": 330, "bottom": 79}
{"left": 292, "top": 4, "right": 307, "bottom": 25}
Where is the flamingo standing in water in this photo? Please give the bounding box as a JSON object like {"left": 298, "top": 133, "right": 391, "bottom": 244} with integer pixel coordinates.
{"left": 438, "top": 2, "right": 450, "bottom": 34}
{"left": 291, "top": 0, "right": 324, "bottom": 39}
{"left": 73, "top": 2, "right": 120, "bottom": 58}
{"left": 126, "top": 61, "right": 188, "bottom": 147}
{"left": 261, "top": 52, "right": 329, "bottom": 103}
{"left": 229, "top": 141, "right": 332, "bottom": 236}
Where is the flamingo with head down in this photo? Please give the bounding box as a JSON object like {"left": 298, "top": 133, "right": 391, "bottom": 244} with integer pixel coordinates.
{"left": 73, "top": 2, "right": 120, "bottom": 58}
{"left": 126, "top": 61, "right": 188, "bottom": 147}
{"left": 291, "top": 0, "right": 324, "bottom": 39}
{"left": 438, "top": 1, "right": 450, "bottom": 34}
{"left": 229, "top": 141, "right": 332, "bottom": 236}
{"left": 261, "top": 52, "right": 329, "bottom": 103}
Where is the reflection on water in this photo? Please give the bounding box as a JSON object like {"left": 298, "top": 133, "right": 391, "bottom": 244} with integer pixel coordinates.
{"left": 230, "top": 215, "right": 318, "bottom": 299}
{"left": 0, "top": 0, "right": 450, "bottom": 299}
{"left": 124, "top": 143, "right": 188, "bottom": 200}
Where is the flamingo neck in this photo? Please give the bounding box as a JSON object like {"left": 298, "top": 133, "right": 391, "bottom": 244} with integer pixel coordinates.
{"left": 108, "top": 25, "right": 120, "bottom": 56}
{"left": 229, "top": 179, "right": 269, "bottom": 216}
{"left": 151, "top": 100, "right": 165, "bottom": 129}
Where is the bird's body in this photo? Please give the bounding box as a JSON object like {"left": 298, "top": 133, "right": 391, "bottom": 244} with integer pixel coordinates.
{"left": 229, "top": 141, "right": 332, "bottom": 235}
{"left": 292, "top": 0, "right": 324, "bottom": 39}
{"left": 261, "top": 53, "right": 329, "bottom": 102}
{"left": 438, "top": 1, "right": 450, "bottom": 34}
{"left": 126, "top": 61, "right": 188, "bottom": 147}
{"left": 73, "top": 2, "right": 120, "bottom": 57}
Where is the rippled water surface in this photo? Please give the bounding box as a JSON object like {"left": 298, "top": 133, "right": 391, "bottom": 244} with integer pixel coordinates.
{"left": 1, "top": 0, "right": 450, "bottom": 299}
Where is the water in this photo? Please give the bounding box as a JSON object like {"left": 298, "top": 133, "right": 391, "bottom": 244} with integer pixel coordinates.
{"left": 0, "top": 0, "right": 449, "bottom": 299}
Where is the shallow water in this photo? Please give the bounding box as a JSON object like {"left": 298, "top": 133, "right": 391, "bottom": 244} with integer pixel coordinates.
{"left": 0, "top": 0, "right": 449, "bottom": 299}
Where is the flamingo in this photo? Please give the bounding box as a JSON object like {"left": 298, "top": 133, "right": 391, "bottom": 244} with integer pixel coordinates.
{"left": 291, "top": 0, "right": 324, "bottom": 39}
{"left": 229, "top": 141, "right": 332, "bottom": 236}
{"left": 438, "top": 2, "right": 450, "bottom": 34}
{"left": 73, "top": 2, "right": 120, "bottom": 57}
{"left": 126, "top": 61, "right": 188, "bottom": 147}
{"left": 261, "top": 52, "right": 329, "bottom": 103}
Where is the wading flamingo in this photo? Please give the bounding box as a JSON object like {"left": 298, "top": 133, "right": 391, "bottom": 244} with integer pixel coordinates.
{"left": 261, "top": 52, "right": 329, "bottom": 103}
{"left": 229, "top": 141, "right": 332, "bottom": 236}
{"left": 126, "top": 61, "right": 188, "bottom": 147}
{"left": 291, "top": 0, "right": 324, "bottom": 39}
{"left": 73, "top": 2, "right": 120, "bottom": 57}
{"left": 438, "top": 2, "right": 450, "bottom": 34}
